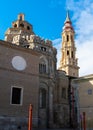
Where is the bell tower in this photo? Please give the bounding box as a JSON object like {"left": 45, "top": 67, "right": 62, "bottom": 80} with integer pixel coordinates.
{"left": 59, "top": 11, "right": 79, "bottom": 77}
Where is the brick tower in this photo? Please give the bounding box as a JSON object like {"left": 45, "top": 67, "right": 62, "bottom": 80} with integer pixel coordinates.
{"left": 59, "top": 11, "right": 79, "bottom": 77}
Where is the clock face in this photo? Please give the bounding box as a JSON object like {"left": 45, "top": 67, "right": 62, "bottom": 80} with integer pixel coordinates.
{"left": 12, "top": 56, "right": 27, "bottom": 71}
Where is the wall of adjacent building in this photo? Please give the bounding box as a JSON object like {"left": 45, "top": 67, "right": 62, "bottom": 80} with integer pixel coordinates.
{"left": 73, "top": 75, "right": 93, "bottom": 129}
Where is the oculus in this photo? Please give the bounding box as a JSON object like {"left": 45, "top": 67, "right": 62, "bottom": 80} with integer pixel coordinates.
{"left": 12, "top": 56, "right": 27, "bottom": 71}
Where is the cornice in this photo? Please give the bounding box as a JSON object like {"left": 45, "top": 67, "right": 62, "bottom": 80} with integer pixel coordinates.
{"left": 0, "top": 40, "right": 40, "bottom": 56}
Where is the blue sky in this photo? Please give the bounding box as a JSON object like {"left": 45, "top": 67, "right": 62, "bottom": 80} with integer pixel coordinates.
{"left": 0, "top": 0, "right": 67, "bottom": 40}
{"left": 1, "top": 0, "right": 93, "bottom": 76}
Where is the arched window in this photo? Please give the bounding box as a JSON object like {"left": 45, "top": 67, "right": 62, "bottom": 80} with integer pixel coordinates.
{"left": 39, "top": 56, "right": 48, "bottom": 74}
{"left": 19, "top": 23, "right": 24, "bottom": 28}
{"left": 72, "top": 51, "right": 73, "bottom": 58}
{"left": 27, "top": 26, "right": 30, "bottom": 30}
{"left": 67, "top": 50, "right": 69, "bottom": 55}
{"left": 39, "top": 64, "right": 46, "bottom": 73}
{"left": 40, "top": 89, "right": 46, "bottom": 108}
{"left": 67, "top": 35, "right": 69, "bottom": 42}
{"left": 19, "top": 16, "right": 22, "bottom": 21}
{"left": 18, "top": 14, "right": 24, "bottom": 21}
{"left": 14, "top": 24, "right": 17, "bottom": 28}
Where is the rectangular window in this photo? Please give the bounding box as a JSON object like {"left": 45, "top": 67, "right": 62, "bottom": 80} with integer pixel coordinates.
{"left": 11, "top": 87, "right": 23, "bottom": 105}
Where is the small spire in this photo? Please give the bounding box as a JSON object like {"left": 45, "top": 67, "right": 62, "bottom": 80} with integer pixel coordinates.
{"left": 65, "top": 10, "right": 71, "bottom": 22}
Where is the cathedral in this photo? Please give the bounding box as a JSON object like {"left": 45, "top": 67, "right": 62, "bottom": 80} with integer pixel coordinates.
{"left": 0, "top": 12, "right": 79, "bottom": 129}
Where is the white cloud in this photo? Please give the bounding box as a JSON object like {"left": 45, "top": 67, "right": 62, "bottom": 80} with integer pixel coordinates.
{"left": 69, "top": 0, "right": 93, "bottom": 76}
{"left": 76, "top": 39, "right": 93, "bottom": 76}
{"left": 53, "top": 0, "right": 93, "bottom": 76}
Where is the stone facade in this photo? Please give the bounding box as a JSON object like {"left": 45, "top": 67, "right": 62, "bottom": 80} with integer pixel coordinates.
{"left": 0, "top": 40, "right": 39, "bottom": 129}
{"left": 54, "top": 70, "right": 69, "bottom": 127}
{"left": 0, "top": 12, "right": 79, "bottom": 129}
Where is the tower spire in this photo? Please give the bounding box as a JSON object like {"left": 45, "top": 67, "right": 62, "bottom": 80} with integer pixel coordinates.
{"left": 63, "top": 10, "right": 74, "bottom": 33}
{"left": 65, "top": 10, "right": 70, "bottom": 22}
